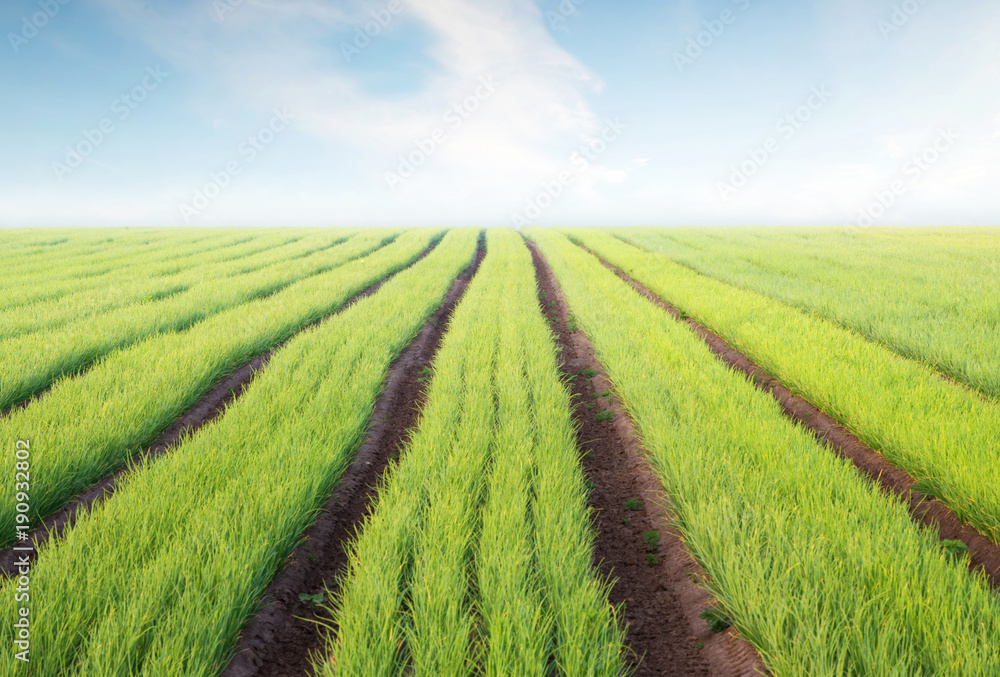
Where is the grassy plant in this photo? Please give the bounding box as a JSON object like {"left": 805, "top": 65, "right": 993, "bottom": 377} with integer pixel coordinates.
{"left": 528, "top": 226, "right": 1000, "bottom": 676}
{"left": 317, "top": 228, "right": 625, "bottom": 677}
{"left": 565, "top": 227, "right": 1000, "bottom": 545}
{"left": 0, "top": 229, "right": 481, "bottom": 676}
{"left": 615, "top": 226, "right": 1000, "bottom": 400}
{"left": 0, "top": 229, "right": 442, "bottom": 545}
{"left": 699, "top": 607, "right": 732, "bottom": 634}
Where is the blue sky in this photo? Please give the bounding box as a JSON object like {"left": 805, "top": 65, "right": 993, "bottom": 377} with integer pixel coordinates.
{"left": 1, "top": 0, "right": 998, "bottom": 227}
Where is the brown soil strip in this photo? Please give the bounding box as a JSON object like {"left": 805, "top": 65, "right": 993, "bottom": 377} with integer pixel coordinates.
{"left": 0, "top": 238, "right": 444, "bottom": 577}
{"left": 220, "top": 234, "right": 486, "bottom": 677}
{"left": 586, "top": 247, "right": 1000, "bottom": 590}
{"left": 528, "top": 240, "right": 765, "bottom": 677}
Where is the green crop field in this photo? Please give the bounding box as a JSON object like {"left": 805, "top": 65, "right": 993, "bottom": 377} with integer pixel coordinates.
{"left": 1, "top": 226, "right": 999, "bottom": 676}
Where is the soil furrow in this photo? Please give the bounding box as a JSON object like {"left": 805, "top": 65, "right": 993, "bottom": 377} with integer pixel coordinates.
{"left": 0, "top": 238, "right": 444, "bottom": 577}
{"left": 528, "top": 240, "right": 765, "bottom": 677}
{"left": 220, "top": 234, "right": 486, "bottom": 677}
{"left": 585, "top": 246, "right": 1000, "bottom": 590}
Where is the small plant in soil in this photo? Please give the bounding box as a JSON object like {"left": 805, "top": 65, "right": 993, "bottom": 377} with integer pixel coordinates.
{"left": 580, "top": 367, "right": 596, "bottom": 379}
{"left": 623, "top": 518, "right": 630, "bottom": 526}
{"left": 623, "top": 499, "right": 642, "bottom": 511}
{"left": 567, "top": 313, "right": 578, "bottom": 333}
{"left": 594, "top": 390, "right": 611, "bottom": 398}
{"left": 643, "top": 529, "right": 661, "bottom": 551}
{"left": 595, "top": 410, "right": 615, "bottom": 422}
{"left": 298, "top": 592, "right": 325, "bottom": 606}
{"left": 584, "top": 479, "right": 595, "bottom": 491}
{"left": 695, "top": 641, "right": 705, "bottom": 650}
{"left": 584, "top": 402, "right": 595, "bottom": 410}
{"left": 942, "top": 539, "right": 970, "bottom": 562}
{"left": 416, "top": 366, "right": 433, "bottom": 383}
{"left": 678, "top": 310, "right": 690, "bottom": 320}
{"left": 913, "top": 479, "right": 938, "bottom": 500}
{"left": 700, "top": 606, "right": 733, "bottom": 633}
{"left": 645, "top": 553, "right": 659, "bottom": 567}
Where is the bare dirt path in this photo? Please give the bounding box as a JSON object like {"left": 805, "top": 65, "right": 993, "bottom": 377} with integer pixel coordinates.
{"left": 528, "top": 240, "right": 765, "bottom": 677}
{"left": 220, "top": 235, "right": 486, "bottom": 677}
{"left": 0, "top": 239, "right": 444, "bottom": 577}
{"left": 586, "top": 247, "right": 1000, "bottom": 591}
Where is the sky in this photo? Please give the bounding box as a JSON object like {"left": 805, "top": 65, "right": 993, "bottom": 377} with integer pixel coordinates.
{"left": 1, "top": 0, "right": 998, "bottom": 228}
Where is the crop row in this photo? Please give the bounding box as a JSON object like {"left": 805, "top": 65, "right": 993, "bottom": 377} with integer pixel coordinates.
{"left": 322, "top": 228, "right": 625, "bottom": 676}
{"left": 0, "top": 229, "right": 272, "bottom": 310}
{"left": 0, "top": 228, "right": 481, "bottom": 676}
{"left": 527, "top": 227, "right": 1000, "bottom": 676}
{"left": 568, "top": 227, "right": 1000, "bottom": 545}
{"left": 0, "top": 230, "right": 356, "bottom": 340}
{"left": 0, "top": 228, "right": 441, "bottom": 544}
{"left": 614, "top": 226, "right": 1000, "bottom": 399}
{"left": 0, "top": 230, "right": 393, "bottom": 412}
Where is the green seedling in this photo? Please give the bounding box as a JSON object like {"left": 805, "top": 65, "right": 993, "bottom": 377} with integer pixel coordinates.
{"left": 416, "top": 366, "right": 434, "bottom": 383}
{"left": 580, "top": 367, "right": 596, "bottom": 379}
{"left": 298, "top": 592, "right": 325, "bottom": 605}
{"left": 623, "top": 499, "right": 642, "bottom": 511}
{"left": 623, "top": 518, "right": 630, "bottom": 526}
{"left": 700, "top": 607, "right": 732, "bottom": 634}
{"left": 942, "top": 539, "right": 970, "bottom": 562}
{"left": 645, "top": 554, "right": 659, "bottom": 567}
{"left": 593, "top": 390, "right": 611, "bottom": 398}
{"left": 584, "top": 479, "right": 596, "bottom": 491}
{"left": 595, "top": 410, "right": 615, "bottom": 422}
{"left": 643, "top": 529, "right": 661, "bottom": 552}
{"left": 695, "top": 641, "right": 705, "bottom": 650}
{"left": 584, "top": 402, "right": 596, "bottom": 410}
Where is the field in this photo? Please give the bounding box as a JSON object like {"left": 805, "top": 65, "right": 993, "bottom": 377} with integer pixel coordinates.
{"left": 1, "top": 226, "right": 999, "bottom": 676}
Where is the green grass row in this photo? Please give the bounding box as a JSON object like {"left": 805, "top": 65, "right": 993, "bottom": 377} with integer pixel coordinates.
{"left": 0, "top": 228, "right": 481, "bottom": 677}
{"left": 0, "top": 228, "right": 442, "bottom": 545}
{"left": 320, "top": 228, "right": 625, "bottom": 677}
{"left": 0, "top": 230, "right": 356, "bottom": 340}
{"left": 0, "top": 230, "right": 393, "bottom": 411}
{"left": 567, "top": 228, "right": 1000, "bottom": 544}
{"left": 613, "top": 226, "right": 1000, "bottom": 399}
{"left": 0, "top": 229, "right": 266, "bottom": 309}
{"left": 527, "top": 227, "right": 1000, "bottom": 676}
